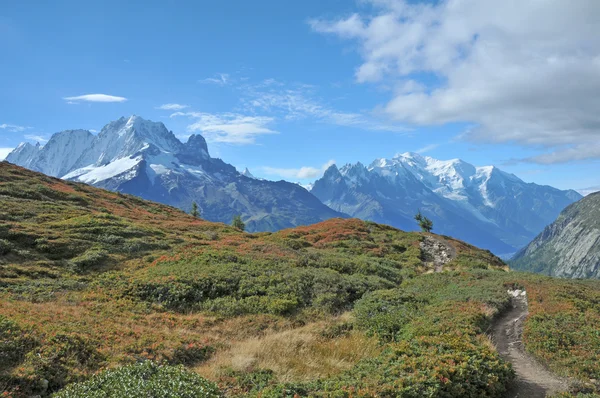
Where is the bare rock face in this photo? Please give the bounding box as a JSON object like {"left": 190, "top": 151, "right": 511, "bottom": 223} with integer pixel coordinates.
{"left": 511, "top": 192, "right": 600, "bottom": 279}
{"left": 420, "top": 236, "right": 456, "bottom": 272}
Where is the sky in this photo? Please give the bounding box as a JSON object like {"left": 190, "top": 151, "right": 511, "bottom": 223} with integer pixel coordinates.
{"left": 0, "top": 0, "right": 599, "bottom": 192}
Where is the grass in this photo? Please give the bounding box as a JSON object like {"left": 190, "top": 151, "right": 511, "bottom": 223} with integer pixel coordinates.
{"left": 1, "top": 162, "right": 599, "bottom": 397}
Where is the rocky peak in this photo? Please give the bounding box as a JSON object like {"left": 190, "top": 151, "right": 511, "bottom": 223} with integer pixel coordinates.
{"left": 5, "top": 142, "right": 41, "bottom": 168}
{"left": 322, "top": 164, "right": 342, "bottom": 180}
{"left": 184, "top": 134, "right": 209, "bottom": 158}
{"left": 241, "top": 167, "right": 256, "bottom": 179}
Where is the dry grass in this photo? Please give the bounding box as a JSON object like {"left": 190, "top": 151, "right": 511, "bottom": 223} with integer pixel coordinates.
{"left": 196, "top": 316, "right": 382, "bottom": 383}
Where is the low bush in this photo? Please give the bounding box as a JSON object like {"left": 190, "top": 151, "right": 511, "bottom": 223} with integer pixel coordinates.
{"left": 25, "top": 333, "right": 105, "bottom": 392}
{"left": 51, "top": 361, "right": 221, "bottom": 398}
{"left": 0, "top": 315, "right": 38, "bottom": 370}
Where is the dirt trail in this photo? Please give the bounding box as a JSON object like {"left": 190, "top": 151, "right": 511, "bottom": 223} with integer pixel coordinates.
{"left": 492, "top": 290, "right": 568, "bottom": 398}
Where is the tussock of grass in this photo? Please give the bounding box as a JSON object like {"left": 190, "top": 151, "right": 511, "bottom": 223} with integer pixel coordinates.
{"left": 196, "top": 316, "right": 381, "bottom": 383}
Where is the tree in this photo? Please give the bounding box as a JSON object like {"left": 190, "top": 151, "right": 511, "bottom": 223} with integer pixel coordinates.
{"left": 190, "top": 201, "right": 200, "bottom": 218}
{"left": 414, "top": 210, "right": 433, "bottom": 233}
{"left": 232, "top": 214, "right": 245, "bottom": 231}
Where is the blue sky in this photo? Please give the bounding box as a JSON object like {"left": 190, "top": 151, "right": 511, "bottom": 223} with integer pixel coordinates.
{"left": 1, "top": 0, "right": 598, "bottom": 191}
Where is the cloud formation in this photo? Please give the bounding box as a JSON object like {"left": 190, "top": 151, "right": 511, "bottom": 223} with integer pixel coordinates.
{"left": 415, "top": 143, "right": 440, "bottom": 154}
{"left": 171, "top": 112, "right": 277, "bottom": 145}
{"left": 311, "top": 0, "right": 600, "bottom": 163}
{"left": 262, "top": 160, "right": 335, "bottom": 180}
{"left": 241, "top": 80, "right": 405, "bottom": 132}
{"left": 0, "top": 148, "right": 13, "bottom": 160}
{"left": 199, "top": 73, "right": 231, "bottom": 85}
{"left": 0, "top": 123, "right": 29, "bottom": 132}
{"left": 156, "top": 103, "right": 188, "bottom": 110}
{"left": 63, "top": 94, "right": 127, "bottom": 103}
{"left": 24, "top": 134, "right": 48, "bottom": 143}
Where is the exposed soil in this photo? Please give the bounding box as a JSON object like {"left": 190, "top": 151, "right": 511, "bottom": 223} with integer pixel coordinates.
{"left": 492, "top": 291, "right": 569, "bottom": 398}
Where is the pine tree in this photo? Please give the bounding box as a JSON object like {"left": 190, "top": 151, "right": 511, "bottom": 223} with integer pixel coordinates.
{"left": 191, "top": 202, "right": 199, "bottom": 218}
{"left": 414, "top": 210, "right": 433, "bottom": 233}
{"left": 232, "top": 214, "right": 245, "bottom": 231}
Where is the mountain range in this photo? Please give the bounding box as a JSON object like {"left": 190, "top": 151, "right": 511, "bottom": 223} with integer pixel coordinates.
{"left": 511, "top": 191, "right": 600, "bottom": 278}
{"left": 6, "top": 115, "right": 343, "bottom": 232}
{"left": 310, "top": 153, "right": 581, "bottom": 255}
{"left": 6, "top": 115, "right": 581, "bottom": 255}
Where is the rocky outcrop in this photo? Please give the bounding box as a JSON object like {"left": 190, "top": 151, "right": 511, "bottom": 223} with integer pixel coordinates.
{"left": 511, "top": 192, "right": 600, "bottom": 278}
{"left": 420, "top": 236, "right": 456, "bottom": 272}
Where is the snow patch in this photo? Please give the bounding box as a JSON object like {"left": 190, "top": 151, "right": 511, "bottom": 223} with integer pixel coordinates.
{"left": 64, "top": 156, "right": 141, "bottom": 184}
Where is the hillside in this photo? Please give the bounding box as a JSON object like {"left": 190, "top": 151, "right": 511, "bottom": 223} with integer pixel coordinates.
{"left": 511, "top": 192, "right": 600, "bottom": 278}
{"left": 1, "top": 162, "right": 599, "bottom": 398}
{"left": 311, "top": 153, "right": 581, "bottom": 256}
{"left": 6, "top": 116, "right": 344, "bottom": 232}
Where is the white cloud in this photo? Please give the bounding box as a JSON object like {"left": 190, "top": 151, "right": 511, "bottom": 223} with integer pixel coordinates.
{"left": 578, "top": 186, "right": 600, "bottom": 196}
{"left": 199, "top": 73, "right": 231, "bottom": 86}
{"left": 24, "top": 134, "right": 48, "bottom": 143}
{"left": 0, "top": 148, "right": 13, "bottom": 160}
{"left": 241, "top": 81, "right": 406, "bottom": 132}
{"left": 0, "top": 123, "right": 29, "bottom": 132}
{"left": 171, "top": 112, "right": 277, "bottom": 145}
{"left": 524, "top": 143, "right": 600, "bottom": 165}
{"left": 89, "top": 129, "right": 97, "bottom": 133}
{"left": 262, "top": 160, "right": 335, "bottom": 180}
{"left": 63, "top": 94, "right": 127, "bottom": 103}
{"left": 415, "top": 143, "right": 439, "bottom": 154}
{"left": 311, "top": 0, "right": 600, "bottom": 162}
{"left": 156, "top": 103, "right": 189, "bottom": 110}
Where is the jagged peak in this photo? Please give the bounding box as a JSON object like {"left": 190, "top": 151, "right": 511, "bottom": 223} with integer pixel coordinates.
{"left": 394, "top": 151, "right": 424, "bottom": 160}
{"left": 318, "top": 164, "right": 344, "bottom": 182}
{"left": 15, "top": 142, "right": 36, "bottom": 150}
{"left": 339, "top": 161, "right": 368, "bottom": 176}
{"left": 186, "top": 134, "right": 208, "bottom": 150}
{"left": 47, "top": 129, "right": 93, "bottom": 141}
{"left": 241, "top": 167, "right": 256, "bottom": 179}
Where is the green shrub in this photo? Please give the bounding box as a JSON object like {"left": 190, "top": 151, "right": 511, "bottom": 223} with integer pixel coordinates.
{"left": 26, "top": 333, "right": 105, "bottom": 392}
{"left": 0, "top": 238, "right": 13, "bottom": 255}
{"left": 52, "top": 361, "right": 221, "bottom": 398}
{"left": 170, "top": 344, "right": 215, "bottom": 366}
{"left": 68, "top": 249, "right": 109, "bottom": 272}
{"left": 354, "top": 289, "right": 427, "bottom": 341}
{"left": 222, "top": 368, "right": 275, "bottom": 393}
{"left": 0, "top": 315, "right": 38, "bottom": 370}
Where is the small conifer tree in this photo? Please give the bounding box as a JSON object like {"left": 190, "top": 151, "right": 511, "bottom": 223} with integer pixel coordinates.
{"left": 414, "top": 210, "right": 433, "bottom": 233}
{"left": 191, "top": 202, "right": 200, "bottom": 218}
{"left": 232, "top": 214, "right": 245, "bottom": 231}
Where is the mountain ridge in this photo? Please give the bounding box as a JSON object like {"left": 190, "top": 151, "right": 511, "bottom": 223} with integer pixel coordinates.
{"left": 6, "top": 115, "right": 345, "bottom": 232}
{"left": 511, "top": 191, "right": 600, "bottom": 278}
{"left": 311, "top": 152, "right": 581, "bottom": 255}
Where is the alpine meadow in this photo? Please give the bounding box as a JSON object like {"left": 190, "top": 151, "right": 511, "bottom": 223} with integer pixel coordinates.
{"left": 1, "top": 1, "right": 599, "bottom": 397}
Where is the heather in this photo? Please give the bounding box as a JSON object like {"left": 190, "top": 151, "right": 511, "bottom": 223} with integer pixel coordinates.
{"left": 1, "top": 163, "right": 598, "bottom": 397}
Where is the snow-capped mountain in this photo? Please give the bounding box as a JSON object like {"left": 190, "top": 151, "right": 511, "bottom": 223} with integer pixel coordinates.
{"left": 6, "top": 116, "right": 344, "bottom": 232}
{"left": 240, "top": 168, "right": 257, "bottom": 179}
{"left": 311, "top": 152, "right": 581, "bottom": 255}
{"left": 6, "top": 142, "right": 41, "bottom": 169}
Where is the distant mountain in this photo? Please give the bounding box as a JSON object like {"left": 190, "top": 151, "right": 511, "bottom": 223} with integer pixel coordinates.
{"left": 6, "top": 115, "right": 344, "bottom": 232}
{"left": 311, "top": 153, "right": 581, "bottom": 255}
{"left": 511, "top": 192, "right": 600, "bottom": 278}
{"left": 240, "top": 168, "right": 257, "bottom": 179}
